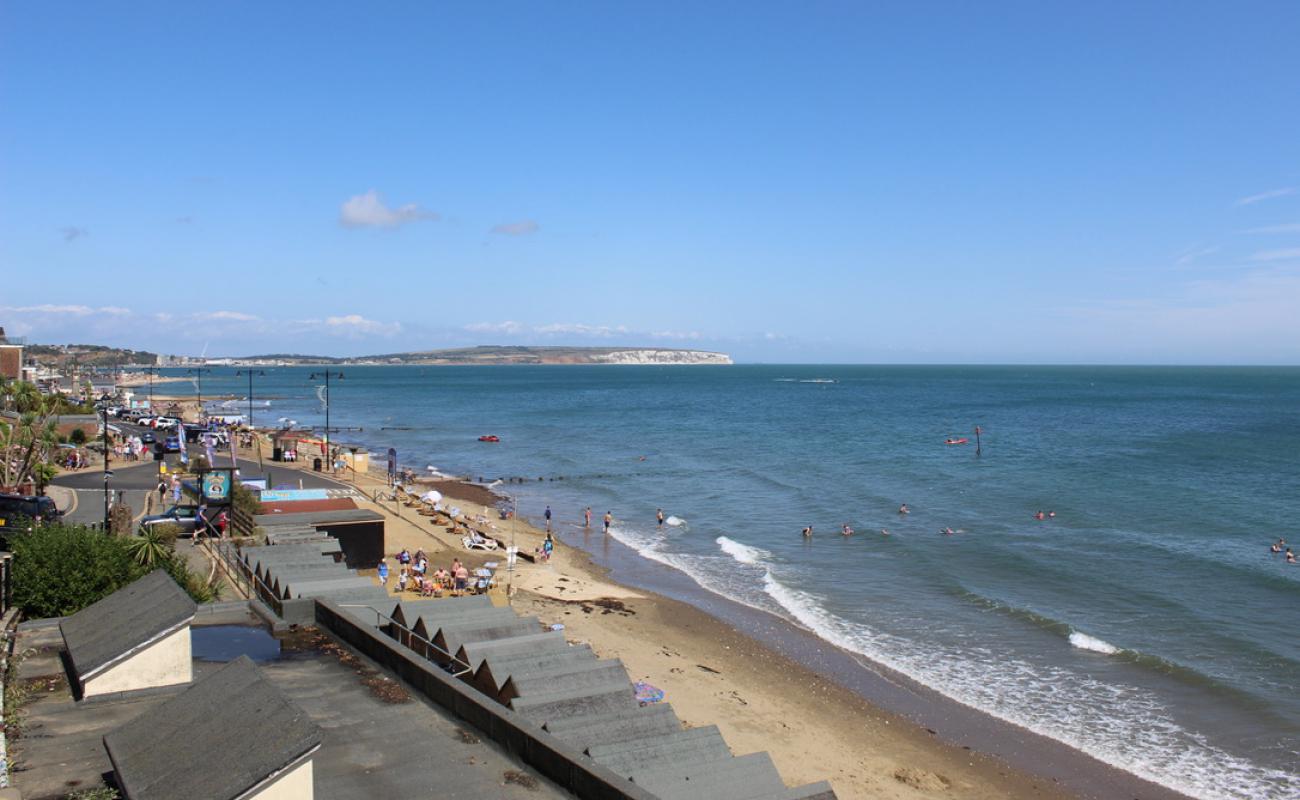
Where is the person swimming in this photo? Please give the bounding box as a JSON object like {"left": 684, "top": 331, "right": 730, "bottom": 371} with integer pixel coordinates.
{"left": 1287, "top": 548, "right": 1297, "bottom": 564}
{"left": 898, "top": 504, "right": 910, "bottom": 515}
{"left": 841, "top": 523, "right": 854, "bottom": 536}
{"left": 1272, "top": 542, "right": 1283, "bottom": 554}
{"left": 1047, "top": 510, "right": 1056, "bottom": 518}
{"left": 1034, "top": 511, "right": 1045, "bottom": 521}
{"left": 880, "top": 528, "right": 891, "bottom": 536}
{"left": 941, "top": 527, "right": 954, "bottom": 536}
{"left": 801, "top": 526, "right": 813, "bottom": 538}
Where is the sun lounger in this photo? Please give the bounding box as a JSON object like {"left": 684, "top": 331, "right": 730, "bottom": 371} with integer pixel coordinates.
{"left": 463, "top": 535, "right": 498, "bottom": 551}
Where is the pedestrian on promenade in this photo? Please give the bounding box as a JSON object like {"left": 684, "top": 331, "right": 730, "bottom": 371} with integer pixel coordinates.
{"left": 377, "top": 559, "right": 389, "bottom": 587}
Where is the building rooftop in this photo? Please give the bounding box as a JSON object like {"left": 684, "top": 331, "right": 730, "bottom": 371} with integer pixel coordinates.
{"left": 59, "top": 569, "right": 196, "bottom": 685}
{"left": 104, "top": 655, "right": 322, "bottom": 800}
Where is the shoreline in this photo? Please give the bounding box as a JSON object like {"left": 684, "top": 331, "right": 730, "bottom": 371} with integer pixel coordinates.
{"left": 269, "top": 443, "right": 1193, "bottom": 800}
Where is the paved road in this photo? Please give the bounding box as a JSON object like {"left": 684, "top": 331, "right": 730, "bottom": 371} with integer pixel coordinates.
{"left": 50, "top": 420, "right": 354, "bottom": 526}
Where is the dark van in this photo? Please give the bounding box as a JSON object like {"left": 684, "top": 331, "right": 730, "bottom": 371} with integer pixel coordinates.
{"left": 0, "top": 493, "right": 62, "bottom": 533}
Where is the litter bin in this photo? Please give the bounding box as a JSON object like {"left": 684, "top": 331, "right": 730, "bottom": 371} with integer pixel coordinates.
{"left": 313, "top": 457, "right": 322, "bottom": 472}
{"left": 273, "top": 447, "right": 283, "bottom": 462}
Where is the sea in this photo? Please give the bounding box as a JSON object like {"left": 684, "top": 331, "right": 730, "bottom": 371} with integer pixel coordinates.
{"left": 184, "top": 364, "right": 1299, "bottom": 799}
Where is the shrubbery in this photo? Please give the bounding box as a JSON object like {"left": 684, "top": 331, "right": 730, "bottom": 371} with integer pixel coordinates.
{"left": 11, "top": 522, "right": 215, "bottom": 618}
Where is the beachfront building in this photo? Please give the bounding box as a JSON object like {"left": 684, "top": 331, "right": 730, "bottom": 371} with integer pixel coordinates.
{"left": 103, "top": 655, "right": 322, "bottom": 800}
{"left": 59, "top": 570, "right": 196, "bottom": 699}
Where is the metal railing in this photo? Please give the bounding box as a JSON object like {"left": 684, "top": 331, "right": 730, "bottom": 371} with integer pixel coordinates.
{"left": 200, "top": 538, "right": 282, "bottom": 615}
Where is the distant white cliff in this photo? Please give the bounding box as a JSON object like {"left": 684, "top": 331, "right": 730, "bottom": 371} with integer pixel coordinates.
{"left": 592, "top": 349, "right": 733, "bottom": 365}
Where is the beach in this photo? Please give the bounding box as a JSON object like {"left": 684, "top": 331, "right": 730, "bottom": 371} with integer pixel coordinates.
{"left": 250, "top": 443, "right": 1185, "bottom": 800}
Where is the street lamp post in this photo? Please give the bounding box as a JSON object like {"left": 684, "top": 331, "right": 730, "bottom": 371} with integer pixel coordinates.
{"left": 97, "top": 395, "right": 112, "bottom": 532}
{"left": 236, "top": 370, "right": 266, "bottom": 429}
{"left": 308, "top": 371, "right": 344, "bottom": 467}
{"left": 184, "top": 367, "right": 210, "bottom": 420}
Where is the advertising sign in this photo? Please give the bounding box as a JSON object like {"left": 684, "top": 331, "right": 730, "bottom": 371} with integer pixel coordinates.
{"left": 199, "top": 468, "right": 235, "bottom": 505}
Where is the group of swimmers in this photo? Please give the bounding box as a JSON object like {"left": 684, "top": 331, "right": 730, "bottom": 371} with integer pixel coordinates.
{"left": 800, "top": 502, "right": 1062, "bottom": 539}
{"left": 1269, "top": 538, "right": 1296, "bottom": 563}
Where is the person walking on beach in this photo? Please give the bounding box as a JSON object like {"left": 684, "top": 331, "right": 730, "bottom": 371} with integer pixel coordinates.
{"left": 657, "top": 508, "right": 665, "bottom": 527}
{"left": 544, "top": 505, "right": 552, "bottom": 532}
{"left": 603, "top": 511, "right": 613, "bottom": 533}
{"left": 542, "top": 532, "right": 554, "bottom": 562}
{"left": 584, "top": 507, "right": 592, "bottom": 528}
{"left": 377, "top": 559, "right": 389, "bottom": 587}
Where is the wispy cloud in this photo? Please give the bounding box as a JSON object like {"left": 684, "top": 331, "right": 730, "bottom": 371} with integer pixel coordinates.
{"left": 535, "top": 323, "right": 629, "bottom": 338}
{"left": 464, "top": 321, "right": 525, "bottom": 334}
{"left": 1249, "top": 247, "right": 1300, "bottom": 262}
{"left": 1242, "top": 222, "right": 1300, "bottom": 234}
{"left": 195, "top": 310, "right": 259, "bottom": 322}
{"left": 339, "top": 190, "right": 439, "bottom": 229}
{"left": 1235, "top": 187, "right": 1295, "bottom": 206}
{"left": 650, "top": 330, "right": 701, "bottom": 340}
{"left": 489, "top": 220, "right": 540, "bottom": 236}
{"left": 319, "top": 314, "right": 401, "bottom": 336}
{"left": 1175, "top": 245, "right": 1220, "bottom": 266}
{"left": 60, "top": 226, "right": 88, "bottom": 243}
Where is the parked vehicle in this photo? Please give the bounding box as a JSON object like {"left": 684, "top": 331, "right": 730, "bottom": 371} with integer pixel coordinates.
{"left": 136, "top": 416, "right": 155, "bottom": 427}
{"left": 140, "top": 432, "right": 156, "bottom": 444}
{"left": 153, "top": 417, "right": 180, "bottom": 431}
{"left": 163, "top": 435, "right": 182, "bottom": 453}
{"left": 139, "top": 505, "right": 200, "bottom": 535}
{"left": 0, "top": 493, "right": 62, "bottom": 533}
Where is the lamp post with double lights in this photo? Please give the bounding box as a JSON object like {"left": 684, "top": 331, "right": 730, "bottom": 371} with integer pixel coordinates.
{"left": 237, "top": 369, "right": 267, "bottom": 469}
{"left": 308, "top": 371, "right": 344, "bottom": 468}
{"left": 96, "top": 393, "right": 113, "bottom": 531}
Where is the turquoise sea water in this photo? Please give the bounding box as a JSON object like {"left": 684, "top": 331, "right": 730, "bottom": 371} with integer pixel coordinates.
{"left": 188, "top": 365, "right": 1299, "bottom": 799}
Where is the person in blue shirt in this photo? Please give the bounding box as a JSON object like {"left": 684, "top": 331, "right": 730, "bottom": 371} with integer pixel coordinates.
{"left": 377, "top": 559, "right": 390, "bottom": 587}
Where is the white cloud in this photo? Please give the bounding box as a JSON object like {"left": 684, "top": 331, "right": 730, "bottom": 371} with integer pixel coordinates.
{"left": 1175, "top": 245, "right": 1220, "bottom": 266}
{"left": 465, "top": 321, "right": 525, "bottom": 334}
{"left": 1242, "top": 222, "right": 1300, "bottom": 234}
{"left": 321, "top": 314, "right": 401, "bottom": 336}
{"left": 4, "top": 304, "right": 95, "bottom": 315}
{"left": 489, "top": 220, "right": 540, "bottom": 236}
{"left": 339, "top": 190, "right": 439, "bottom": 229}
{"left": 60, "top": 226, "right": 88, "bottom": 242}
{"left": 98, "top": 306, "right": 132, "bottom": 316}
{"left": 535, "top": 323, "right": 629, "bottom": 338}
{"left": 195, "top": 310, "right": 259, "bottom": 322}
{"left": 1249, "top": 248, "right": 1300, "bottom": 262}
{"left": 1235, "top": 187, "right": 1295, "bottom": 206}
{"left": 650, "top": 330, "right": 701, "bottom": 340}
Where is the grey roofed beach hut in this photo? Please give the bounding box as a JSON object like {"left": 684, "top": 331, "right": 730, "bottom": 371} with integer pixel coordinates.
{"left": 59, "top": 569, "right": 196, "bottom": 699}
{"left": 104, "top": 655, "right": 322, "bottom": 800}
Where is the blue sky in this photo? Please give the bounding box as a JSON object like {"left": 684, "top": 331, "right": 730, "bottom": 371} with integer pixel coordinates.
{"left": 2, "top": 2, "right": 1299, "bottom": 363}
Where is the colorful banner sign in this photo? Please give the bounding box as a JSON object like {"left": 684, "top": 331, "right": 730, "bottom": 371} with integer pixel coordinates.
{"left": 199, "top": 468, "right": 234, "bottom": 505}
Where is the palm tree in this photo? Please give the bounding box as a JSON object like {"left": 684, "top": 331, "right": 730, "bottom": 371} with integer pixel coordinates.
{"left": 127, "top": 527, "right": 174, "bottom": 567}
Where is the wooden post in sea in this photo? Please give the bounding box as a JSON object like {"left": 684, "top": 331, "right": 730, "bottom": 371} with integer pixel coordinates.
{"left": 974, "top": 425, "right": 982, "bottom": 457}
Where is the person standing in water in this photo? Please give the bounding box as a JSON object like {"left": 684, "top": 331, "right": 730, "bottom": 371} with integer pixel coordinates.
{"left": 603, "top": 511, "right": 613, "bottom": 533}
{"left": 544, "top": 505, "right": 552, "bottom": 532}
{"left": 801, "top": 525, "right": 813, "bottom": 538}
{"left": 584, "top": 507, "right": 592, "bottom": 528}
{"left": 841, "top": 523, "right": 854, "bottom": 536}
{"left": 657, "top": 508, "right": 665, "bottom": 527}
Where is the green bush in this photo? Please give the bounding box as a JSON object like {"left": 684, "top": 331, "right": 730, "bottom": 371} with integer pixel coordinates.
{"left": 12, "top": 522, "right": 213, "bottom": 618}
{"left": 68, "top": 428, "right": 87, "bottom": 446}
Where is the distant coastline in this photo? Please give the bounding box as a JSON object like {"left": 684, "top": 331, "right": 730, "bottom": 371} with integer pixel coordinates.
{"left": 199, "top": 345, "right": 733, "bottom": 367}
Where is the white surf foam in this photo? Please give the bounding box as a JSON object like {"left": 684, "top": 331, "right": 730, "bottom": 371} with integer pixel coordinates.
{"left": 665, "top": 515, "right": 686, "bottom": 527}
{"left": 757, "top": 571, "right": 1291, "bottom": 800}
{"left": 1069, "top": 631, "right": 1120, "bottom": 655}
{"left": 716, "top": 536, "right": 770, "bottom": 565}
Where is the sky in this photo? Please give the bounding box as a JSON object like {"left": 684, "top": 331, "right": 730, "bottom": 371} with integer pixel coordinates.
{"left": 2, "top": 2, "right": 1299, "bottom": 364}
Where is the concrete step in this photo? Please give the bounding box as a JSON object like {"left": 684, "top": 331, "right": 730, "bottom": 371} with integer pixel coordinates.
{"left": 589, "top": 726, "right": 732, "bottom": 777}
{"left": 749, "top": 781, "right": 838, "bottom": 800}
{"left": 630, "top": 752, "right": 786, "bottom": 800}
{"left": 510, "top": 680, "right": 639, "bottom": 723}
{"left": 542, "top": 703, "right": 682, "bottom": 751}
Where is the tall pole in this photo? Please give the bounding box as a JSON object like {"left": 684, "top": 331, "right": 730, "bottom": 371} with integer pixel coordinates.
{"left": 101, "top": 400, "right": 111, "bottom": 532}
{"left": 184, "top": 368, "right": 209, "bottom": 421}
{"left": 309, "top": 371, "right": 343, "bottom": 467}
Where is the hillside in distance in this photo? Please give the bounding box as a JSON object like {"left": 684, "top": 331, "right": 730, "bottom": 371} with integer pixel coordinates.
{"left": 233, "top": 345, "right": 732, "bottom": 366}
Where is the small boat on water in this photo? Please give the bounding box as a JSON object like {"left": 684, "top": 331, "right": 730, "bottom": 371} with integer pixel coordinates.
{"left": 945, "top": 437, "right": 969, "bottom": 445}
{"left": 478, "top": 435, "right": 500, "bottom": 443}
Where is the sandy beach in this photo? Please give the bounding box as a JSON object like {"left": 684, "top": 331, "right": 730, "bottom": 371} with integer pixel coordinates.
{"left": 238, "top": 440, "right": 1101, "bottom": 800}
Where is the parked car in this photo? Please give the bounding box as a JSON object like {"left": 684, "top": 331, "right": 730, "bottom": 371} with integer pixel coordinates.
{"left": 136, "top": 416, "right": 155, "bottom": 427}
{"left": 140, "top": 431, "right": 156, "bottom": 444}
{"left": 139, "top": 505, "right": 200, "bottom": 535}
{"left": 0, "top": 493, "right": 62, "bottom": 533}
{"left": 163, "top": 435, "right": 182, "bottom": 453}
{"left": 153, "top": 417, "right": 180, "bottom": 431}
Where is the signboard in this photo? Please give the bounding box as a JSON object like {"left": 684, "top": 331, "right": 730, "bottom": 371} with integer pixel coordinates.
{"left": 259, "top": 488, "right": 330, "bottom": 503}
{"left": 199, "top": 468, "right": 235, "bottom": 506}
{"left": 387, "top": 448, "right": 397, "bottom": 486}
